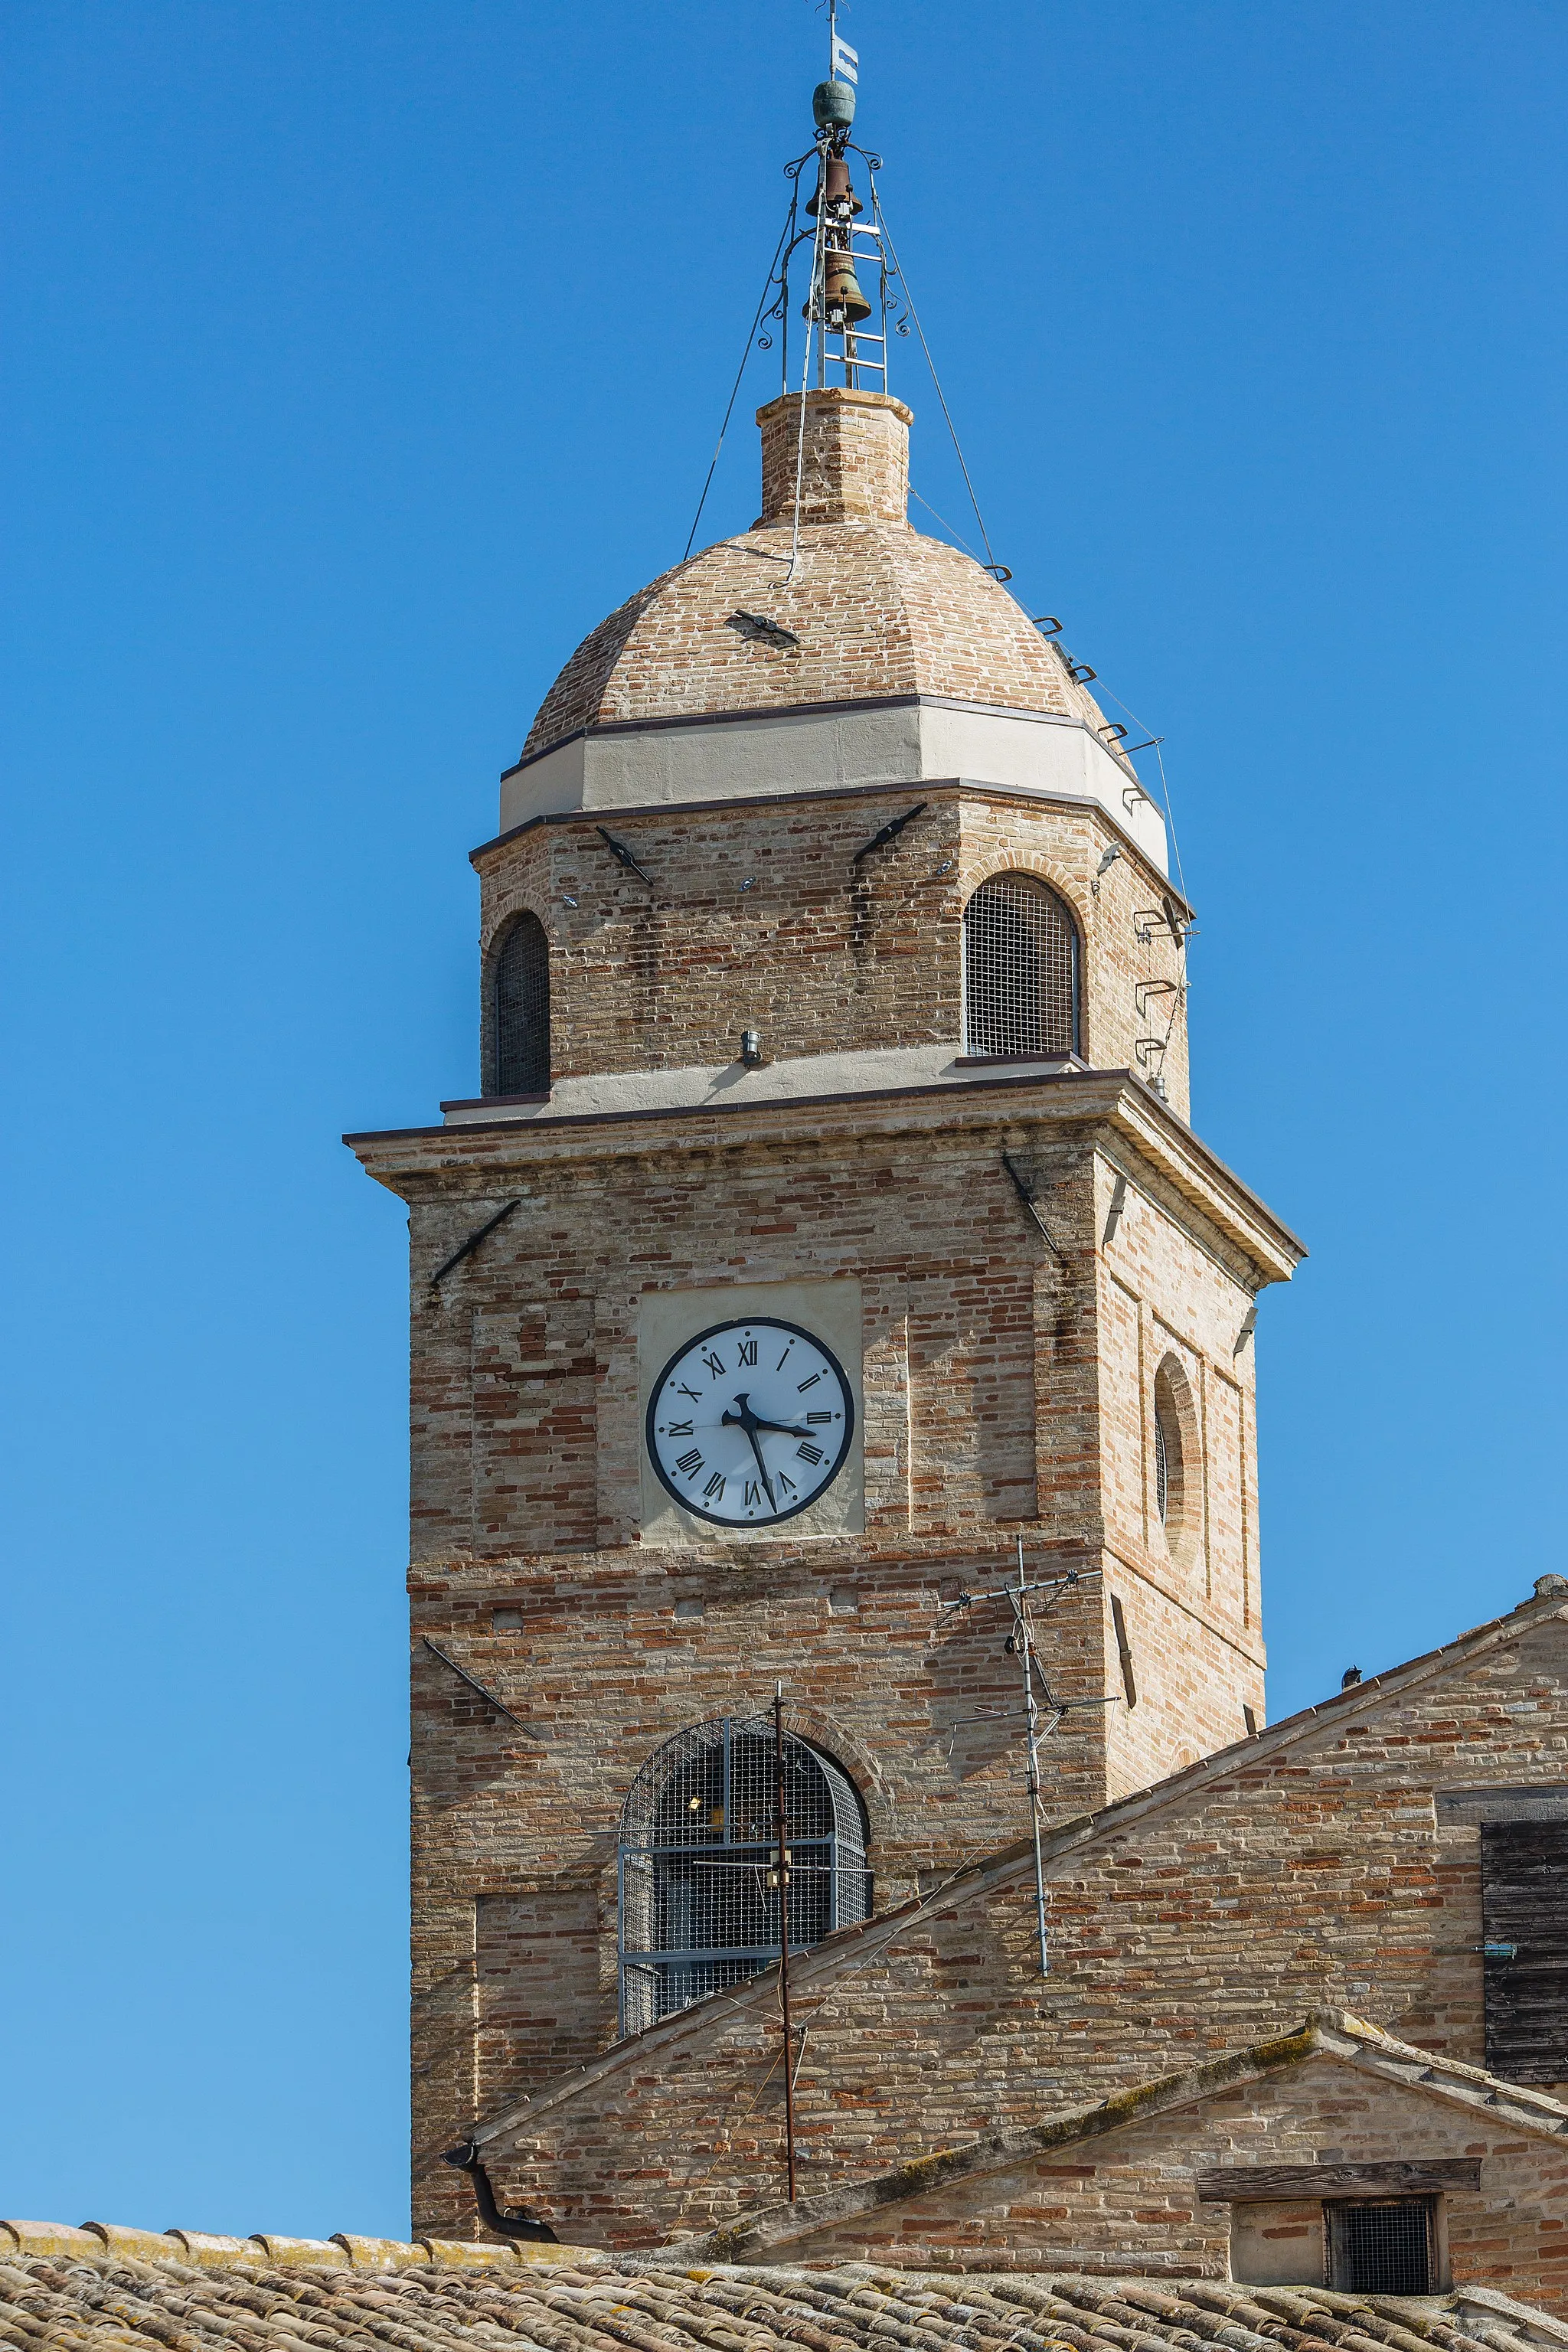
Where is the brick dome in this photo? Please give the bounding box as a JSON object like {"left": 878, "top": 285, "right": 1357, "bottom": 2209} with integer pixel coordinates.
{"left": 519, "top": 390, "right": 1110, "bottom": 763}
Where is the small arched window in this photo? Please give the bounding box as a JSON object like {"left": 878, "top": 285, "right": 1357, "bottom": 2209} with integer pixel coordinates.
{"left": 489, "top": 913, "right": 550, "bottom": 1096}
{"left": 1153, "top": 1355, "right": 1191, "bottom": 1550}
{"left": 618, "top": 1715, "right": 870, "bottom": 2034}
{"left": 962, "top": 872, "right": 1081, "bottom": 1058}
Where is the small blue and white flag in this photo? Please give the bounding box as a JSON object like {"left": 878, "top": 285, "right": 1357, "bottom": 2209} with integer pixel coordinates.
{"left": 830, "top": 31, "right": 858, "bottom": 83}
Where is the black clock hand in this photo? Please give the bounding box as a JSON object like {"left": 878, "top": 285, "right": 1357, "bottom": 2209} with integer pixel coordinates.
{"left": 721, "top": 1395, "right": 812, "bottom": 1442}
{"left": 720, "top": 1394, "right": 778, "bottom": 1509}
{"left": 743, "top": 1424, "right": 776, "bottom": 1508}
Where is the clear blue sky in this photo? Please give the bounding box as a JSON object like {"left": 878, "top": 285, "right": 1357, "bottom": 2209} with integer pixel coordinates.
{"left": 2, "top": 0, "right": 1563, "bottom": 2246}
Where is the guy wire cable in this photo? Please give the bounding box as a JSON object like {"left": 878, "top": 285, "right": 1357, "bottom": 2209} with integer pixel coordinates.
{"left": 1090, "top": 677, "right": 1193, "bottom": 915}
{"left": 682, "top": 194, "right": 801, "bottom": 563}
{"left": 877, "top": 207, "right": 1004, "bottom": 579}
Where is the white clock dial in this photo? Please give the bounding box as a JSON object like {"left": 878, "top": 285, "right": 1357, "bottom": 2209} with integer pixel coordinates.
{"left": 645, "top": 1317, "right": 854, "bottom": 1527}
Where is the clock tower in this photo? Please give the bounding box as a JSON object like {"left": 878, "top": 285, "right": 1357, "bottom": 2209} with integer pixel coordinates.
{"left": 347, "top": 72, "right": 1303, "bottom": 2242}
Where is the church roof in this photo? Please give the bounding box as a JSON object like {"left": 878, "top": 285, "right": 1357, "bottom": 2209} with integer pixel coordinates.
{"left": 515, "top": 522, "right": 1111, "bottom": 771}
{"left": 663, "top": 2009, "right": 1568, "bottom": 2265}
{"left": 2, "top": 2235, "right": 1560, "bottom": 2352}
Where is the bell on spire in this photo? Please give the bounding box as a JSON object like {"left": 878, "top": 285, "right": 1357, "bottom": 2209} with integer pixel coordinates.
{"left": 813, "top": 247, "right": 872, "bottom": 329}
{"left": 806, "top": 152, "right": 864, "bottom": 220}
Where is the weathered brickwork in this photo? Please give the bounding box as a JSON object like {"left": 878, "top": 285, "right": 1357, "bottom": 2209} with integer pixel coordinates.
{"left": 756, "top": 388, "right": 913, "bottom": 524}
{"left": 472, "top": 787, "right": 1191, "bottom": 1116}
{"left": 464, "top": 1598, "right": 1568, "bottom": 2261}
{"left": 776, "top": 2050, "right": 1568, "bottom": 2305}
{"left": 351, "top": 1063, "right": 1287, "bottom": 2244}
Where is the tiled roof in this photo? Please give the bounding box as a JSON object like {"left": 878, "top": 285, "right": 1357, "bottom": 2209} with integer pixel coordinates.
{"left": 517, "top": 523, "right": 1112, "bottom": 764}
{"left": 2, "top": 2239, "right": 1565, "bottom": 2352}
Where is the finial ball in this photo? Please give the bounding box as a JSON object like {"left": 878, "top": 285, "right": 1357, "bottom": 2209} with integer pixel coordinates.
{"left": 812, "top": 77, "right": 856, "bottom": 134}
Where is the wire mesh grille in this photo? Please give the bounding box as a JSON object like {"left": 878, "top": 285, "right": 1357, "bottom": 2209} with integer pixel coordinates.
{"left": 1328, "top": 2199, "right": 1435, "bottom": 2295}
{"left": 619, "top": 1716, "right": 870, "bottom": 2034}
{"left": 492, "top": 914, "right": 550, "bottom": 1095}
{"left": 963, "top": 874, "right": 1080, "bottom": 1058}
{"left": 1155, "top": 1407, "right": 1170, "bottom": 1523}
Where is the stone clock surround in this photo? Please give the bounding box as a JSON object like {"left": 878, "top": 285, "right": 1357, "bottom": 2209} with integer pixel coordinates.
{"left": 637, "top": 1277, "right": 865, "bottom": 1540}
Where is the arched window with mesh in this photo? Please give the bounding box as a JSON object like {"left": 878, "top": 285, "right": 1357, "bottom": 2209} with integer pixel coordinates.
{"left": 962, "top": 872, "right": 1081, "bottom": 1058}
{"left": 489, "top": 913, "right": 550, "bottom": 1096}
{"left": 617, "top": 1716, "right": 870, "bottom": 2034}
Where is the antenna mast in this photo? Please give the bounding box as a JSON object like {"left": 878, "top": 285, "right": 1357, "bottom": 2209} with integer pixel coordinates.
{"left": 934, "top": 1546, "right": 1112, "bottom": 1978}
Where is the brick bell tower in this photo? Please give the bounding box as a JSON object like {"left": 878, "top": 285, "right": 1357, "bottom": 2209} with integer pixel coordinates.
{"left": 347, "top": 59, "right": 1303, "bottom": 2241}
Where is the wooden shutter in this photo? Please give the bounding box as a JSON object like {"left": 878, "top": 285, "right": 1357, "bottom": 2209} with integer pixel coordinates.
{"left": 1481, "top": 1821, "right": 1568, "bottom": 2083}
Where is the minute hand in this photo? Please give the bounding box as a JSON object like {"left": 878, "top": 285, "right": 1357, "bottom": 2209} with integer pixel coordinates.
{"left": 742, "top": 1425, "right": 777, "bottom": 1509}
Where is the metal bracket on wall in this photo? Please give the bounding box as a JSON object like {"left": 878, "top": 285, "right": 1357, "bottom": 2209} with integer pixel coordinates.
{"left": 596, "top": 825, "right": 655, "bottom": 887}
{"left": 852, "top": 802, "right": 928, "bottom": 864}
{"left": 421, "top": 1638, "right": 524, "bottom": 1730}
{"left": 1001, "top": 1152, "right": 1067, "bottom": 1263}
{"left": 1102, "top": 1171, "right": 1129, "bottom": 1250}
{"left": 429, "top": 1198, "right": 521, "bottom": 1289}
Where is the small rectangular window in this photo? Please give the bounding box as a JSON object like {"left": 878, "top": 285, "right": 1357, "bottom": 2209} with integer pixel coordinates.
{"left": 1328, "top": 2198, "right": 1435, "bottom": 2295}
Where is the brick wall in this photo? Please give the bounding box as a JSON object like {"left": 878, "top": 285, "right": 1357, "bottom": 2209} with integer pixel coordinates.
{"left": 756, "top": 389, "right": 912, "bottom": 525}
{"left": 473, "top": 785, "right": 1191, "bottom": 1118}
{"left": 466, "top": 1602, "right": 1566, "bottom": 2251}
{"left": 777, "top": 2056, "right": 1568, "bottom": 2311}
{"left": 365, "top": 1072, "right": 1279, "bottom": 2242}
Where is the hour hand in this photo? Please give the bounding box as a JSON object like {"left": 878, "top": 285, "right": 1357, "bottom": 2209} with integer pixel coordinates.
{"left": 748, "top": 1416, "right": 812, "bottom": 1439}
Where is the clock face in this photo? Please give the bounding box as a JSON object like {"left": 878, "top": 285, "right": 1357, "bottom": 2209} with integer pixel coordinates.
{"left": 645, "top": 1317, "right": 855, "bottom": 1527}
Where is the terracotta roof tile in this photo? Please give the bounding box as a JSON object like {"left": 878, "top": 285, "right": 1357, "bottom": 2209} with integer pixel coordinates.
{"left": 0, "top": 2252, "right": 1557, "bottom": 2352}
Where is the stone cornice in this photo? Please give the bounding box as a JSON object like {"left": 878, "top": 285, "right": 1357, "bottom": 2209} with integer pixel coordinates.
{"left": 345, "top": 1067, "right": 1305, "bottom": 1290}
{"left": 471, "top": 763, "right": 1185, "bottom": 906}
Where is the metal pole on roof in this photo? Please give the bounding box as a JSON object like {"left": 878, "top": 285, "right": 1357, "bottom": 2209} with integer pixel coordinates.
{"left": 773, "top": 1680, "right": 799, "bottom": 2200}
{"left": 1014, "top": 1537, "right": 1053, "bottom": 1978}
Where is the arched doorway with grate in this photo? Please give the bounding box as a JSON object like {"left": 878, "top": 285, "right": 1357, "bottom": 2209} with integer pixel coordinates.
{"left": 617, "top": 1715, "right": 871, "bottom": 2035}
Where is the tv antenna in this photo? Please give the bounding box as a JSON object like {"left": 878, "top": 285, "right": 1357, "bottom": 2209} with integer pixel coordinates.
{"left": 932, "top": 1542, "right": 1113, "bottom": 1978}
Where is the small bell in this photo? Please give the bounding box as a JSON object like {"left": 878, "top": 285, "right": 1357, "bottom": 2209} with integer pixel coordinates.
{"left": 804, "top": 246, "right": 872, "bottom": 327}
{"left": 805, "top": 153, "right": 863, "bottom": 220}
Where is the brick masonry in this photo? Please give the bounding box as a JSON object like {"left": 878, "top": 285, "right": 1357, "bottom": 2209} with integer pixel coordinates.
{"left": 774, "top": 2047, "right": 1568, "bottom": 2298}
{"left": 354, "top": 1053, "right": 1291, "bottom": 2242}
{"left": 515, "top": 393, "right": 1115, "bottom": 763}
{"left": 465, "top": 1596, "right": 1568, "bottom": 2288}
{"left": 474, "top": 789, "right": 1192, "bottom": 1117}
